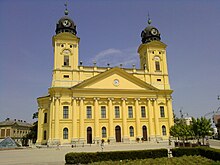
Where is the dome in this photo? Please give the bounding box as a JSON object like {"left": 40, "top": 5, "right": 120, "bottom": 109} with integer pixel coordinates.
{"left": 141, "top": 24, "right": 161, "bottom": 44}
{"left": 55, "top": 16, "right": 77, "bottom": 35}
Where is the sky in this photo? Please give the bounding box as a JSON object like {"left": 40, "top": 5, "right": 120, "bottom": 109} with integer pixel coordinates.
{"left": 0, "top": 0, "right": 220, "bottom": 123}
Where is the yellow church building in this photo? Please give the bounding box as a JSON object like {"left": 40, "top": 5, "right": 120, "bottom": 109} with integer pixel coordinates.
{"left": 36, "top": 7, "right": 174, "bottom": 145}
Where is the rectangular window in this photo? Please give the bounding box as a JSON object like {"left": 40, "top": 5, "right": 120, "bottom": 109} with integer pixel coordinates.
{"left": 6, "top": 129, "right": 10, "bottom": 136}
{"left": 87, "top": 106, "right": 92, "bottom": 119}
{"left": 101, "top": 106, "right": 106, "bottom": 118}
{"left": 128, "top": 106, "right": 133, "bottom": 118}
{"left": 63, "top": 106, "right": 69, "bottom": 119}
{"left": 155, "top": 61, "right": 160, "bottom": 71}
{"left": 63, "top": 75, "right": 69, "bottom": 78}
{"left": 160, "top": 106, "right": 165, "bottom": 117}
{"left": 44, "top": 113, "right": 47, "bottom": 123}
{"left": 115, "top": 106, "right": 120, "bottom": 118}
{"left": 141, "top": 106, "right": 146, "bottom": 118}
{"left": 1, "top": 129, "right": 5, "bottom": 137}
{"left": 64, "top": 55, "right": 69, "bottom": 66}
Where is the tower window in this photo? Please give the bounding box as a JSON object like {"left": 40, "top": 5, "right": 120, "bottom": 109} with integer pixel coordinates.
{"left": 44, "top": 113, "right": 47, "bottom": 123}
{"left": 157, "top": 79, "right": 161, "bottom": 82}
{"left": 63, "top": 75, "right": 69, "bottom": 78}
{"left": 155, "top": 61, "right": 160, "bottom": 71}
{"left": 64, "top": 56, "right": 69, "bottom": 66}
{"left": 61, "top": 44, "right": 64, "bottom": 47}
{"left": 70, "top": 45, "right": 73, "bottom": 48}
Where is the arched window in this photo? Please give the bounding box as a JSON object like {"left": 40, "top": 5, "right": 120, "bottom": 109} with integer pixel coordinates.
{"left": 162, "top": 125, "right": 166, "bottom": 136}
{"left": 64, "top": 56, "right": 69, "bottom": 66}
{"left": 154, "top": 56, "right": 161, "bottom": 71}
{"left": 102, "top": 127, "right": 107, "bottom": 138}
{"left": 129, "top": 126, "right": 134, "bottom": 137}
{"left": 63, "top": 128, "right": 68, "bottom": 139}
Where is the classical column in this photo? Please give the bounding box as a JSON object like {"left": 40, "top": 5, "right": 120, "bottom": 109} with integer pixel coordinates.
{"left": 36, "top": 107, "right": 43, "bottom": 144}
{"left": 147, "top": 99, "right": 154, "bottom": 141}
{"left": 71, "top": 97, "right": 78, "bottom": 142}
{"left": 79, "top": 97, "right": 85, "bottom": 143}
{"left": 121, "top": 98, "right": 129, "bottom": 142}
{"left": 94, "top": 97, "right": 100, "bottom": 143}
{"left": 47, "top": 97, "right": 53, "bottom": 145}
{"left": 54, "top": 96, "right": 60, "bottom": 144}
{"left": 134, "top": 98, "right": 141, "bottom": 139}
{"left": 167, "top": 98, "right": 174, "bottom": 130}
{"left": 153, "top": 99, "right": 160, "bottom": 139}
{"left": 108, "top": 98, "right": 115, "bottom": 142}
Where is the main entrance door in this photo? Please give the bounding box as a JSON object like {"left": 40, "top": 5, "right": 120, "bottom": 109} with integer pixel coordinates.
{"left": 142, "top": 125, "right": 148, "bottom": 141}
{"left": 115, "top": 126, "right": 121, "bottom": 142}
{"left": 87, "top": 127, "right": 92, "bottom": 144}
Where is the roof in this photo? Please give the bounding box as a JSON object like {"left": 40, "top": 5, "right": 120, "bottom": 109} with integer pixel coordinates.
{"left": 0, "top": 119, "right": 32, "bottom": 128}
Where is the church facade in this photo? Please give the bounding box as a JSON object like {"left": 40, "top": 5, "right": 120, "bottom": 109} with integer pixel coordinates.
{"left": 36, "top": 8, "right": 174, "bottom": 145}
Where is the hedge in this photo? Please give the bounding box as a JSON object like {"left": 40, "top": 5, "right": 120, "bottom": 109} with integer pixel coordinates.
{"left": 171, "top": 147, "right": 220, "bottom": 161}
{"left": 65, "top": 149, "right": 167, "bottom": 164}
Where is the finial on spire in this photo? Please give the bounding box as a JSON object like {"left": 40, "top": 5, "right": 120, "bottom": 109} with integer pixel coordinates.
{"left": 64, "top": 1, "right": 68, "bottom": 15}
{"left": 147, "top": 12, "right": 152, "bottom": 25}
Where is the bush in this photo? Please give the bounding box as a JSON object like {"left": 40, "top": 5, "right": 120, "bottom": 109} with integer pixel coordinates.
{"left": 171, "top": 147, "right": 220, "bottom": 161}
{"left": 65, "top": 149, "right": 167, "bottom": 164}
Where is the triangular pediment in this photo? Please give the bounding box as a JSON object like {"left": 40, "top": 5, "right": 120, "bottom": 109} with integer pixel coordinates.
{"left": 72, "top": 67, "right": 159, "bottom": 91}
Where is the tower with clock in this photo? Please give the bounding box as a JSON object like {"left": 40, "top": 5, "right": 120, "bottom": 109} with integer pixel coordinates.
{"left": 36, "top": 5, "right": 173, "bottom": 145}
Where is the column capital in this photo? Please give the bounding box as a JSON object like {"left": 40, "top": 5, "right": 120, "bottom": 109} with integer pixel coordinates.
{"left": 121, "top": 97, "right": 127, "bottom": 101}
{"left": 166, "top": 97, "right": 173, "bottom": 101}
{"left": 54, "top": 96, "right": 60, "bottom": 101}
{"left": 146, "top": 98, "right": 157, "bottom": 101}
{"left": 78, "top": 97, "right": 85, "bottom": 100}
{"left": 72, "top": 97, "right": 78, "bottom": 100}
{"left": 108, "top": 97, "right": 114, "bottom": 101}
{"left": 93, "top": 97, "right": 100, "bottom": 101}
{"left": 134, "top": 98, "right": 140, "bottom": 101}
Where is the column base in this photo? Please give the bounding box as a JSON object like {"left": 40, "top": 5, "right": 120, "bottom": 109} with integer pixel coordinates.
{"left": 94, "top": 137, "right": 101, "bottom": 144}
{"left": 51, "top": 139, "right": 60, "bottom": 145}
{"left": 122, "top": 136, "right": 130, "bottom": 143}
{"left": 78, "top": 138, "right": 85, "bottom": 144}
{"left": 107, "top": 137, "right": 116, "bottom": 144}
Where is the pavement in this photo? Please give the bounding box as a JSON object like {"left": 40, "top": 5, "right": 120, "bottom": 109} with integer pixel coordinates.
{"left": 0, "top": 140, "right": 219, "bottom": 165}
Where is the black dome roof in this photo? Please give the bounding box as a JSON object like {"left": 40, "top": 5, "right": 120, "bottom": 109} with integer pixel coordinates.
{"left": 55, "top": 16, "right": 77, "bottom": 35}
{"left": 141, "top": 23, "right": 161, "bottom": 44}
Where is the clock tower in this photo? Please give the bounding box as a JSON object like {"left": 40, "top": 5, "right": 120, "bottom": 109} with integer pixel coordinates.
{"left": 138, "top": 18, "right": 170, "bottom": 90}
{"left": 52, "top": 5, "right": 80, "bottom": 87}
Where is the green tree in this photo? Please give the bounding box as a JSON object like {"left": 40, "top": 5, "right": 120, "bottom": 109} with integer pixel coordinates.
{"left": 22, "top": 112, "right": 38, "bottom": 145}
{"left": 192, "top": 117, "right": 212, "bottom": 145}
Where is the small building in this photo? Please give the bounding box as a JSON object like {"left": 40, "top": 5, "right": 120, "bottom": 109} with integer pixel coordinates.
{"left": 0, "top": 118, "right": 32, "bottom": 144}
{"left": 213, "top": 114, "right": 220, "bottom": 138}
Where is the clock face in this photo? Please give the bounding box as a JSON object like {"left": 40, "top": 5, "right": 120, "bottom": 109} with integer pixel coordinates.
{"left": 113, "top": 79, "right": 119, "bottom": 86}
{"left": 151, "top": 28, "right": 158, "bottom": 35}
{"left": 63, "top": 20, "right": 71, "bottom": 27}
{"left": 63, "top": 49, "right": 71, "bottom": 55}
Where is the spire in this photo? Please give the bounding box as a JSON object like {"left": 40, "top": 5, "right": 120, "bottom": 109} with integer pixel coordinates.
{"left": 64, "top": 2, "right": 69, "bottom": 15}
{"left": 147, "top": 12, "right": 152, "bottom": 25}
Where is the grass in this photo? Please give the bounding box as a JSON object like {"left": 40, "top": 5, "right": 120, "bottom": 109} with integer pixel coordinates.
{"left": 89, "top": 155, "right": 220, "bottom": 165}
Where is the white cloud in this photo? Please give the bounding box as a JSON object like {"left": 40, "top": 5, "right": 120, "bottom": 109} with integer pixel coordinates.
{"left": 92, "top": 47, "right": 140, "bottom": 68}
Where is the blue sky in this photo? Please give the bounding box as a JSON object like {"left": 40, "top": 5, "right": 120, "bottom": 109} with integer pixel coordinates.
{"left": 0, "top": 0, "right": 220, "bottom": 122}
